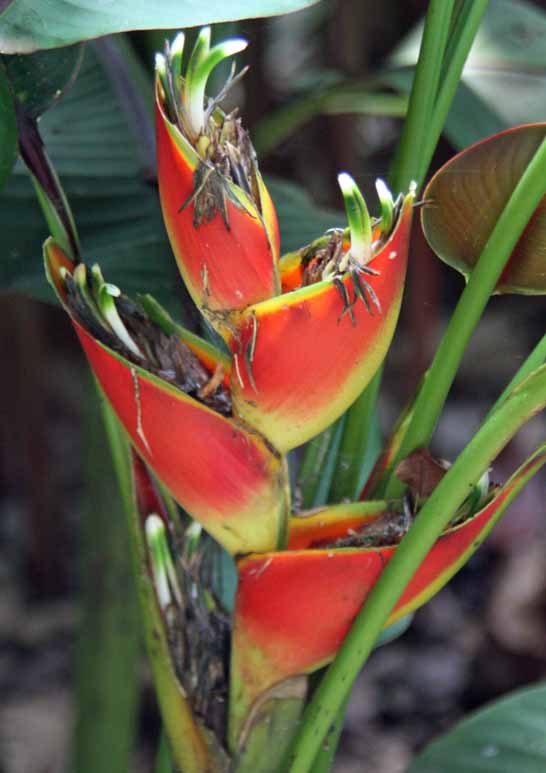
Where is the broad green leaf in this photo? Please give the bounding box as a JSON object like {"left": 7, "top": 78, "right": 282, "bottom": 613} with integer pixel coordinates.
{"left": 2, "top": 44, "right": 83, "bottom": 118}
{"left": 0, "top": 39, "right": 340, "bottom": 319}
{"left": 0, "top": 0, "right": 319, "bottom": 53}
{"left": 409, "top": 682, "right": 546, "bottom": 773}
{"left": 0, "top": 41, "right": 182, "bottom": 315}
{"left": 386, "top": 0, "right": 546, "bottom": 149}
{"left": 0, "top": 61, "right": 16, "bottom": 191}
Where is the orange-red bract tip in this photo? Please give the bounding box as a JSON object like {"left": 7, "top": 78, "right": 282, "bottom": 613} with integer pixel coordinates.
{"left": 43, "top": 236, "right": 76, "bottom": 298}
{"left": 155, "top": 82, "right": 280, "bottom": 332}
{"left": 422, "top": 123, "right": 546, "bottom": 294}
{"left": 229, "top": 193, "right": 414, "bottom": 452}
{"left": 287, "top": 501, "right": 390, "bottom": 549}
{"left": 230, "top": 451, "right": 545, "bottom": 740}
{"left": 44, "top": 239, "right": 288, "bottom": 556}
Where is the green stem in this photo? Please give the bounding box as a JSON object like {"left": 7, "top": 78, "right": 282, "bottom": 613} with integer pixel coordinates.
{"left": 335, "top": 0, "right": 460, "bottom": 506}
{"left": 357, "top": 2, "right": 486, "bottom": 456}
{"left": 329, "top": 375, "right": 381, "bottom": 501}
{"left": 325, "top": 0, "right": 475, "bottom": 744}
{"left": 416, "top": 0, "right": 489, "bottom": 184}
{"left": 285, "top": 364, "right": 546, "bottom": 773}
{"left": 385, "top": 132, "right": 546, "bottom": 497}
{"left": 390, "top": 0, "right": 455, "bottom": 193}
{"left": 310, "top": 694, "right": 349, "bottom": 773}
{"left": 297, "top": 416, "right": 346, "bottom": 508}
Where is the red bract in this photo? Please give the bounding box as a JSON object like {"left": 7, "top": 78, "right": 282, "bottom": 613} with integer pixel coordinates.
{"left": 155, "top": 78, "right": 280, "bottom": 333}
{"left": 229, "top": 448, "right": 546, "bottom": 742}
{"left": 44, "top": 239, "right": 288, "bottom": 555}
{"left": 229, "top": 192, "right": 415, "bottom": 452}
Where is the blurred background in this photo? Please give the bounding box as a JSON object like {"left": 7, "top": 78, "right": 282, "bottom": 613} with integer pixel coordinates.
{"left": 1, "top": 0, "right": 546, "bottom": 770}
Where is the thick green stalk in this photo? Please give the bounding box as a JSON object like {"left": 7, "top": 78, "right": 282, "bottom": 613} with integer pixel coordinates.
{"left": 73, "top": 379, "right": 140, "bottom": 773}
{"left": 389, "top": 0, "right": 455, "bottom": 193}
{"left": 309, "top": 695, "right": 349, "bottom": 773}
{"left": 329, "top": 377, "right": 381, "bottom": 501}
{"left": 324, "top": 1, "right": 478, "bottom": 749}
{"left": 335, "top": 0, "right": 458, "bottom": 503}
{"left": 385, "top": 133, "right": 546, "bottom": 497}
{"left": 297, "top": 416, "right": 346, "bottom": 508}
{"left": 416, "top": 0, "right": 489, "bottom": 184}
{"left": 286, "top": 365, "right": 546, "bottom": 773}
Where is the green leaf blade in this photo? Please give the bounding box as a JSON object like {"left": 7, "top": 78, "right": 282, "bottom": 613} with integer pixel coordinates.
{"left": 409, "top": 683, "right": 546, "bottom": 773}
{"left": 0, "top": 0, "right": 320, "bottom": 53}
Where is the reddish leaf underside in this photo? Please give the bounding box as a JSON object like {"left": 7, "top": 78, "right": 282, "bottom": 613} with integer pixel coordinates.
{"left": 422, "top": 123, "right": 546, "bottom": 294}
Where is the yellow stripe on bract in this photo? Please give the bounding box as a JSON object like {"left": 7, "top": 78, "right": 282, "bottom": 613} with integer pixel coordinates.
{"left": 256, "top": 169, "right": 280, "bottom": 263}
{"left": 387, "top": 540, "right": 483, "bottom": 627}
{"left": 158, "top": 86, "right": 200, "bottom": 170}
{"left": 249, "top": 274, "right": 333, "bottom": 319}
{"left": 387, "top": 456, "right": 546, "bottom": 624}
{"left": 289, "top": 501, "right": 390, "bottom": 535}
{"left": 225, "top": 178, "right": 262, "bottom": 221}
{"left": 278, "top": 250, "right": 302, "bottom": 274}
{"left": 293, "top": 500, "right": 390, "bottom": 521}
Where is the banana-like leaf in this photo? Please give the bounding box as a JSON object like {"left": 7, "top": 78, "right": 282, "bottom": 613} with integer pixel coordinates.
{"left": 409, "top": 682, "right": 546, "bottom": 773}
{"left": 0, "top": 1, "right": 320, "bottom": 53}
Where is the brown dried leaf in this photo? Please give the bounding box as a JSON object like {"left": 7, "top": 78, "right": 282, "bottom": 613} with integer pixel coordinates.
{"left": 396, "top": 448, "right": 450, "bottom": 499}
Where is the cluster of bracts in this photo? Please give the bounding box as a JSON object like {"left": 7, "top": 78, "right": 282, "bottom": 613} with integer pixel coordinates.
{"left": 43, "top": 28, "right": 540, "bottom": 772}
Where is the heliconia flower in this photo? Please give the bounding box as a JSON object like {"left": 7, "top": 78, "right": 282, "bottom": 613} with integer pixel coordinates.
{"left": 422, "top": 123, "right": 546, "bottom": 294}
{"left": 228, "top": 446, "right": 546, "bottom": 744}
{"left": 44, "top": 238, "right": 288, "bottom": 555}
{"left": 155, "top": 29, "right": 280, "bottom": 332}
{"left": 229, "top": 177, "right": 415, "bottom": 452}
